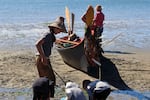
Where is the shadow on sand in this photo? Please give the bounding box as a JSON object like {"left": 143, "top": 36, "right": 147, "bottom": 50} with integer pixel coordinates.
{"left": 99, "top": 54, "right": 150, "bottom": 99}
{"left": 100, "top": 55, "right": 132, "bottom": 90}
{"left": 105, "top": 50, "right": 135, "bottom": 54}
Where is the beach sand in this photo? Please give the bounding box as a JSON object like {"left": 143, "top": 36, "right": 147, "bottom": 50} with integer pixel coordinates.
{"left": 0, "top": 48, "right": 149, "bottom": 98}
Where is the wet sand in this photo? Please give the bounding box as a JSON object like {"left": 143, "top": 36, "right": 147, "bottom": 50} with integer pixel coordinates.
{"left": 0, "top": 48, "right": 150, "bottom": 99}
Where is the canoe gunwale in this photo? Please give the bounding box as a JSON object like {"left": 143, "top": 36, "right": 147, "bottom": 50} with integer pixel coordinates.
{"left": 55, "top": 38, "right": 84, "bottom": 49}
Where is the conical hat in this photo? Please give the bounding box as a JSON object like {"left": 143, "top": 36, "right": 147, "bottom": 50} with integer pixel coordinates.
{"left": 48, "top": 16, "right": 67, "bottom": 33}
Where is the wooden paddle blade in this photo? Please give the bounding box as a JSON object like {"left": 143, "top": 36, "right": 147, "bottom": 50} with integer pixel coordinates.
{"left": 71, "top": 13, "right": 75, "bottom": 34}
{"left": 65, "top": 6, "right": 71, "bottom": 31}
{"left": 82, "top": 5, "right": 94, "bottom": 26}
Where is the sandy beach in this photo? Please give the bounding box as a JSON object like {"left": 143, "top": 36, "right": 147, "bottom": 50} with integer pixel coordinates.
{"left": 0, "top": 38, "right": 149, "bottom": 99}
{"left": 0, "top": 47, "right": 150, "bottom": 99}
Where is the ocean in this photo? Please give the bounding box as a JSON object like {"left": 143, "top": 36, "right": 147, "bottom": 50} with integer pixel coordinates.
{"left": 0, "top": 0, "right": 150, "bottom": 51}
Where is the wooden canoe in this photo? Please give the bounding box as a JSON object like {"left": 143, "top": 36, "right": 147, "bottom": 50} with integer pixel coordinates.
{"left": 55, "top": 36, "right": 100, "bottom": 78}
{"left": 55, "top": 36, "right": 132, "bottom": 90}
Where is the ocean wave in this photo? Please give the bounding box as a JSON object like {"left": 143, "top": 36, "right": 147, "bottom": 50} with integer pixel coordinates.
{"left": 0, "top": 19, "right": 150, "bottom": 50}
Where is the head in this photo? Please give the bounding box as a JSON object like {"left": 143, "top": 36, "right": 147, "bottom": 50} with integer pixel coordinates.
{"left": 48, "top": 27, "right": 63, "bottom": 35}
{"left": 82, "top": 80, "right": 91, "bottom": 90}
{"left": 65, "top": 81, "right": 79, "bottom": 89}
{"left": 93, "top": 81, "right": 111, "bottom": 100}
{"left": 65, "top": 82, "right": 79, "bottom": 100}
{"left": 32, "top": 77, "right": 53, "bottom": 100}
{"left": 93, "top": 88, "right": 111, "bottom": 100}
{"left": 48, "top": 16, "right": 67, "bottom": 34}
{"left": 95, "top": 5, "right": 102, "bottom": 12}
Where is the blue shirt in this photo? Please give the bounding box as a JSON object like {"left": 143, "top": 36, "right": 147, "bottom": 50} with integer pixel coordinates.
{"left": 42, "top": 32, "right": 56, "bottom": 57}
{"left": 87, "top": 80, "right": 99, "bottom": 97}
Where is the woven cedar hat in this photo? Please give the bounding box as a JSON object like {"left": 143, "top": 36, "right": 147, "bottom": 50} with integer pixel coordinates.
{"left": 48, "top": 16, "right": 67, "bottom": 33}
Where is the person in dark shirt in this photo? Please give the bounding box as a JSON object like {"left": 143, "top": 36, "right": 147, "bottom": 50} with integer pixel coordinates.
{"left": 35, "top": 16, "right": 67, "bottom": 98}
{"left": 32, "top": 77, "right": 53, "bottom": 100}
{"left": 83, "top": 80, "right": 111, "bottom": 100}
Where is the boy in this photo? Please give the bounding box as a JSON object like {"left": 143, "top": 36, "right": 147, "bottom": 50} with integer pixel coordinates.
{"left": 35, "top": 16, "right": 67, "bottom": 98}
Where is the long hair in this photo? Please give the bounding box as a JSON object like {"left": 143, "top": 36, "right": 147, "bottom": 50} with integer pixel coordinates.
{"left": 93, "top": 88, "right": 111, "bottom": 100}
{"left": 33, "top": 91, "right": 49, "bottom": 100}
{"left": 49, "top": 27, "right": 55, "bottom": 33}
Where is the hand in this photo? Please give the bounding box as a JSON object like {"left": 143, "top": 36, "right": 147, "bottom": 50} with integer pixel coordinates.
{"left": 41, "top": 56, "right": 48, "bottom": 65}
{"left": 68, "top": 30, "right": 72, "bottom": 35}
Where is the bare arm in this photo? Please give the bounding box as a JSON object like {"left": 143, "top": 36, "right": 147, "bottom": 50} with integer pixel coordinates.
{"left": 35, "top": 38, "right": 48, "bottom": 65}
{"left": 36, "top": 38, "right": 44, "bottom": 57}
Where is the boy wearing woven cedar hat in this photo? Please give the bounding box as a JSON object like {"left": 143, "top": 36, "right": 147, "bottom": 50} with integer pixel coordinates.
{"left": 35, "top": 16, "right": 67, "bottom": 98}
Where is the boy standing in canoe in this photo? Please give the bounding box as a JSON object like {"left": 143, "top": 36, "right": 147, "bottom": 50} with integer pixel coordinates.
{"left": 93, "top": 5, "right": 105, "bottom": 54}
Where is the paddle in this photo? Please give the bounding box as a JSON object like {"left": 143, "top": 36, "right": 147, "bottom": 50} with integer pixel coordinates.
{"left": 92, "top": 58, "right": 101, "bottom": 79}
{"left": 81, "top": 5, "right": 94, "bottom": 26}
{"left": 92, "top": 58, "right": 101, "bottom": 66}
{"left": 65, "top": 6, "right": 71, "bottom": 34}
{"left": 101, "top": 33, "right": 122, "bottom": 47}
{"left": 71, "top": 13, "right": 75, "bottom": 34}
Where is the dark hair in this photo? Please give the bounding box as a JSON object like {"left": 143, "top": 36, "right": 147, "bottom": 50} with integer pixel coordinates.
{"left": 93, "top": 88, "right": 111, "bottom": 100}
{"left": 49, "top": 27, "right": 55, "bottom": 33}
{"left": 82, "top": 80, "right": 91, "bottom": 89}
{"left": 32, "top": 77, "right": 51, "bottom": 100}
{"left": 33, "top": 91, "right": 49, "bottom": 100}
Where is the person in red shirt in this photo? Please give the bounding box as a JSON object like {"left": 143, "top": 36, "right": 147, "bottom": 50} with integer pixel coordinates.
{"left": 93, "top": 5, "right": 105, "bottom": 54}
{"left": 93, "top": 5, "right": 104, "bottom": 34}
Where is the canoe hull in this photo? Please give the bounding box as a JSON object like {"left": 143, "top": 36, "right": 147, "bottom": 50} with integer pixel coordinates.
{"left": 56, "top": 39, "right": 99, "bottom": 78}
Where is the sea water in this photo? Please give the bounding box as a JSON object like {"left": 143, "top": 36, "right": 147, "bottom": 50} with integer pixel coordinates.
{"left": 0, "top": 0, "right": 150, "bottom": 51}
